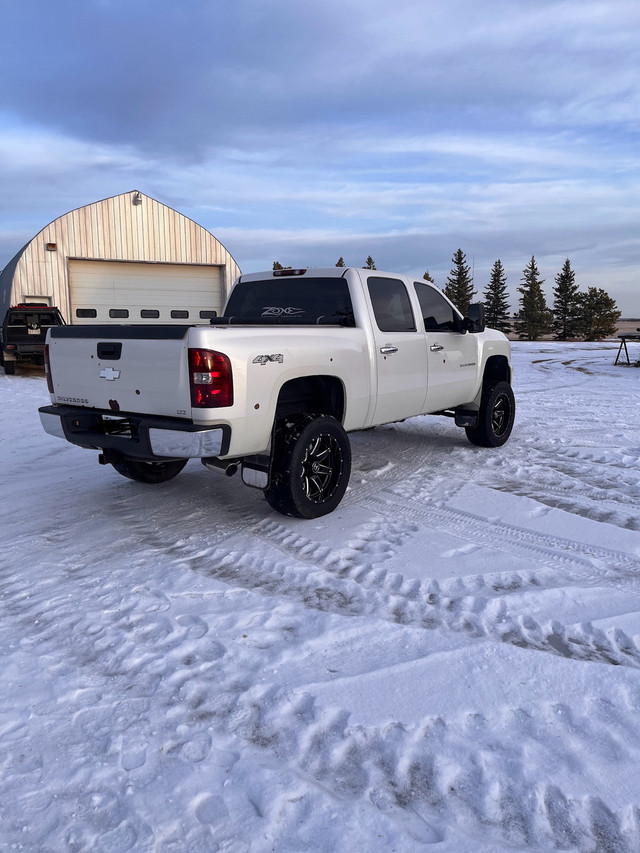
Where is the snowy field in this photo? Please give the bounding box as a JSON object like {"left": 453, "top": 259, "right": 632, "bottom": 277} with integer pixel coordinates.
{"left": 2, "top": 341, "right": 640, "bottom": 853}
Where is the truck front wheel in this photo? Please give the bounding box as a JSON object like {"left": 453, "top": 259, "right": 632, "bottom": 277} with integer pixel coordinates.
{"left": 265, "top": 414, "right": 351, "bottom": 518}
{"left": 465, "top": 381, "right": 515, "bottom": 448}
{"left": 110, "top": 455, "right": 188, "bottom": 483}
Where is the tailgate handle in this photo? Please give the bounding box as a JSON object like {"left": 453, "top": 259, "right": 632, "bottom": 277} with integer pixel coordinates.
{"left": 97, "top": 342, "right": 122, "bottom": 360}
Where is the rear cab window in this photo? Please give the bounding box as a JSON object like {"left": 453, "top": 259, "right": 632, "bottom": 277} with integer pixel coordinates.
{"left": 223, "top": 277, "right": 355, "bottom": 325}
{"left": 7, "top": 310, "right": 61, "bottom": 327}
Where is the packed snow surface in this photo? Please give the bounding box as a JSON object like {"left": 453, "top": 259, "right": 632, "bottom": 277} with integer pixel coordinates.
{"left": 2, "top": 341, "right": 640, "bottom": 853}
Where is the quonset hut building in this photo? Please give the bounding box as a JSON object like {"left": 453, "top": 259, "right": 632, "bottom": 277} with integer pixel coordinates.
{"left": 0, "top": 190, "right": 241, "bottom": 324}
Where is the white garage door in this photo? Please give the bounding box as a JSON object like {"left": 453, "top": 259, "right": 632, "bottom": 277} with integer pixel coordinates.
{"left": 69, "top": 260, "right": 225, "bottom": 325}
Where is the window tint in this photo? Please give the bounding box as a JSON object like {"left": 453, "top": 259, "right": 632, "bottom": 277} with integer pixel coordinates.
{"left": 224, "top": 278, "right": 354, "bottom": 325}
{"left": 413, "top": 282, "right": 459, "bottom": 332}
{"left": 368, "top": 277, "right": 416, "bottom": 332}
{"left": 109, "top": 309, "right": 129, "bottom": 319}
{"left": 76, "top": 309, "right": 97, "bottom": 319}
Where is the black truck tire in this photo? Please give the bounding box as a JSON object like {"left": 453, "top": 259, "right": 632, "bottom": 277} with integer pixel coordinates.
{"left": 110, "top": 456, "right": 188, "bottom": 483}
{"left": 465, "top": 381, "right": 515, "bottom": 447}
{"left": 264, "top": 414, "right": 351, "bottom": 518}
{"left": 4, "top": 361, "right": 15, "bottom": 375}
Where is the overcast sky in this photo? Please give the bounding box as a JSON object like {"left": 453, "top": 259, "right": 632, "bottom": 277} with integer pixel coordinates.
{"left": 1, "top": 0, "right": 638, "bottom": 313}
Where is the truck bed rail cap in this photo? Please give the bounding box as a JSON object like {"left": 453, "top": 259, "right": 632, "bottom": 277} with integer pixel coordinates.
{"left": 50, "top": 325, "right": 190, "bottom": 340}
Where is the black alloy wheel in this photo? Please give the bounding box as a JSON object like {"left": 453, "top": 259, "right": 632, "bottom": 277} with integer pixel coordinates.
{"left": 465, "top": 381, "right": 515, "bottom": 448}
{"left": 265, "top": 414, "right": 351, "bottom": 518}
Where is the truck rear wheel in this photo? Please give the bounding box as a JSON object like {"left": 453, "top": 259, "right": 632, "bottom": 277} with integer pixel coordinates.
{"left": 110, "top": 456, "right": 188, "bottom": 483}
{"left": 465, "top": 381, "right": 515, "bottom": 447}
{"left": 4, "top": 360, "right": 15, "bottom": 375}
{"left": 264, "top": 414, "right": 351, "bottom": 518}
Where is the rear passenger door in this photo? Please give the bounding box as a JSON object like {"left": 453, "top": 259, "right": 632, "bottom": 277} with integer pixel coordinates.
{"left": 367, "top": 275, "right": 428, "bottom": 425}
{"left": 413, "top": 282, "right": 479, "bottom": 411}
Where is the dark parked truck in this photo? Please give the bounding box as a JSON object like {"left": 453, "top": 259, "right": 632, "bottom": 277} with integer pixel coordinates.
{"left": 39, "top": 267, "right": 515, "bottom": 518}
{"left": 1, "top": 304, "right": 65, "bottom": 375}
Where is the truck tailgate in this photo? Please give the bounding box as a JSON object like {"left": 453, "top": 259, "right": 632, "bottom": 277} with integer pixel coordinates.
{"left": 47, "top": 326, "right": 193, "bottom": 418}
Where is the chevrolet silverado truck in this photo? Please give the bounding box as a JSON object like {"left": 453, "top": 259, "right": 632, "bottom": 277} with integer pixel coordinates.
{"left": 1, "top": 304, "right": 65, "bottom": 374}
{"left": 39, "top": 267, "right": 515, "bottom": 518}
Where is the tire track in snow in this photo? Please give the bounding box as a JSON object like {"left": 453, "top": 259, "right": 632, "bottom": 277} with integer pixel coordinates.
{"left": 90, "top": 466, "right": 640, "bottom": 672}
{"left": 357, "top": 492, "right": 640, "bottom": 582}
{"left": 483, "top": 441, "right": 640, "bottom": 531}
{"left": 116, "top": 494, "right": 636, "bottom": 674}
{"left": 237, "top": 676, "right": 640, "bottom": 853}
{"left": 69, "top": 440, "right": 640, "bottom": 676}
{"left": 246, "top": 516, "right": 640, "bottom": 670}
{"left": 493, "top": 480, "right": 640, "bottom": 531}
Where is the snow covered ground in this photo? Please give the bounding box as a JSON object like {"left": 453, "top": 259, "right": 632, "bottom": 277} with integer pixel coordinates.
{"left": 2, "top": 341, "right": 640, "bottom": 853}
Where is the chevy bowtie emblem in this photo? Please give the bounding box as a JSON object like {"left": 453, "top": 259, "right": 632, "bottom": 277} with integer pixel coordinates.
{"left": 100, "top": 367, "right": 121, "bottom": 380}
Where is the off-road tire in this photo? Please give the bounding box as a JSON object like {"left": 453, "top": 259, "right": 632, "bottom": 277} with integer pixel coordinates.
{"left": 465, "top": 381, "right": 515, "bottom": 448}
{"left": 264, "top": 414, "right": 351, "bottom": 518}
{"left": 110, "top": 456, "right": 188, "bottom": 483}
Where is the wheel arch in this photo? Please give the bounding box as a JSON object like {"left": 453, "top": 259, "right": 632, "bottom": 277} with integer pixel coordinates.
{"left": 482, "top": 354, "right": 511, "bottom": 389}
{"left": 274, "top": 374, "right": 345, "bottom": 422}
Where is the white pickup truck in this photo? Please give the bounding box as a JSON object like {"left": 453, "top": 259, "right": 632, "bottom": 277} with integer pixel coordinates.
{"left": 39, "top": 267, "right": 515, "bottom": 518}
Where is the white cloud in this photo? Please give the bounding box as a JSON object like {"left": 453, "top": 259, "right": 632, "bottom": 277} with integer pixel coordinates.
{"left": 0, "top": 0, "right": 638, "bottom": 312}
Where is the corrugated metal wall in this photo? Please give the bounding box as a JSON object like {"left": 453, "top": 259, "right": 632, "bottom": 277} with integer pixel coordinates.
{"left": 8, "top": 191, "right": 241, "bottom": 322}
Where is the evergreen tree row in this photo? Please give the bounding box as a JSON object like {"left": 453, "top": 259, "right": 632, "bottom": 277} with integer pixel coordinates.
{"left": 440, "top": 249, "right": 620, "bottom": 340}
{"left": 271, "top": 252, "right": 620, "bottom": 341}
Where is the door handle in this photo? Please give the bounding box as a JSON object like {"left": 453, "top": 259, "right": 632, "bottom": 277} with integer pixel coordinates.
{"left": 380, "top": 345, "right": 398, "bottom": 354}
{"left": 430, "top": 343, "right": 444, "bottom": 352}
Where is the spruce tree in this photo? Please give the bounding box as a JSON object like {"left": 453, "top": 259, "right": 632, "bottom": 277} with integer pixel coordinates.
{"left": 335, "top": 257, "right": 346, "bottom": 267}
{"left": 513, "top": 255, "right": 553, "bottom": 340}
{"left": 483, "top": 259, "right": 511, "bottom": 334}
{"left": 552, "top": 258, "right": 580, "bottom": 339}
{"left": 574, "top": 287, "right": 621, "bottom": 340}
{"left": 363, "top": 256, "right": 376, "bottom": 270}
{"left": 443, "top": 249, "right": 475, "bottom": 315}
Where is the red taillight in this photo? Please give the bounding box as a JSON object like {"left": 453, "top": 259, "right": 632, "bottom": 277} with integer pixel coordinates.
{"left": 188, "top": 348, "right": 233, "bottom": 408}
{"left": 44, "top": 344, "right": 54, "bottom": 393}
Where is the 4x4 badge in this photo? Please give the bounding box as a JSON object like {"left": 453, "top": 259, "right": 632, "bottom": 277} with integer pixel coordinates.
{"left": 100, "top": 367, "right": 121, "bottom": 380}
{"left": 252, "top": 354, "right": 284, "bottom": 365}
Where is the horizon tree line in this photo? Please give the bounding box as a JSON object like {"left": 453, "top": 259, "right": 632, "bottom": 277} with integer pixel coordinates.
{"left": 272, "top": 252, "right": 621, "bottom": 341}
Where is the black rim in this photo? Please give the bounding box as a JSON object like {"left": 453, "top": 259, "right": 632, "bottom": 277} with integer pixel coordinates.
{"left": 491, "top": 392, "right": 512, "bottom": 438}
{"left": 300, "top": 433, "right": 343, "bottom": 503}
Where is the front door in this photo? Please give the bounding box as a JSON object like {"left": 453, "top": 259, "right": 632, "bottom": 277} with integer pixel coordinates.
{"left": 412, "top": 280, "right": 479, "bottom": 411}
{"left": 424, "top": 330, "right": 479, "bottom": 410}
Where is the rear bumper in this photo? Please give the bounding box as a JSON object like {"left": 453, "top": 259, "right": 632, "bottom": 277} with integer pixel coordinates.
{"left": 39, "top": 405, "right": 231, "bottom": 460}
{"left": 3, "top": 343, "right": 45, "bottom": 358}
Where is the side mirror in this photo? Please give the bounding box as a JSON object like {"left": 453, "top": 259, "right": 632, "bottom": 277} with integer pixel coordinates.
{"left": 464, "top": 302, "right": 485, "bottom": 333}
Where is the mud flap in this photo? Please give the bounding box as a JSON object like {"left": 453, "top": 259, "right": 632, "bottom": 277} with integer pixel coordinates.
{"left": 242, "top": 455, "right": 270, "bottom": 489}
{"left": 455, "top": 409, "right": 478, "bottom": 428}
